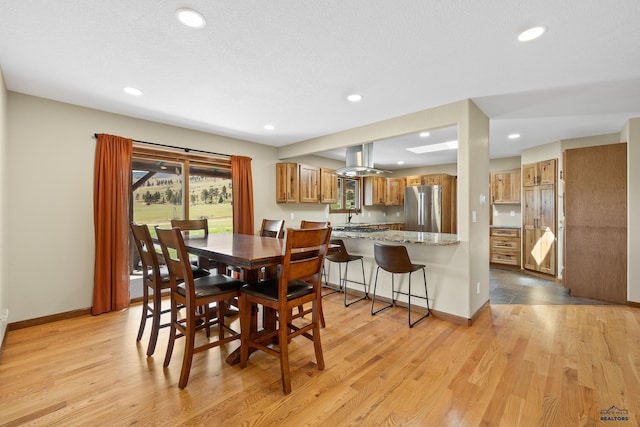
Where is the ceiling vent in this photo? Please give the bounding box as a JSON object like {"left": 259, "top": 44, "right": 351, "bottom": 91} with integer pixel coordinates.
{"left": 335, "top": 143, "right": 390, "bottom": 176}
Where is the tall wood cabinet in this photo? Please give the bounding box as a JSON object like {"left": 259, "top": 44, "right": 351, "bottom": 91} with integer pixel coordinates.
{"left": 522, "top": 159, "right": 556, "bottom": 275}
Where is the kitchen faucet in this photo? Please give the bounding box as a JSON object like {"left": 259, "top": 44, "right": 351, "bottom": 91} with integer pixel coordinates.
{"left": 348, "top": 206, "right": 357, "bottom": 223}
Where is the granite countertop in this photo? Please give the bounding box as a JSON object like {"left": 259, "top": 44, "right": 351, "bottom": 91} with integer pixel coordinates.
{"left": 331, "top": 221, "right": 404, "bottom": 227}
{"left": 331, "top": 229, "right": 459, "bottom": 246}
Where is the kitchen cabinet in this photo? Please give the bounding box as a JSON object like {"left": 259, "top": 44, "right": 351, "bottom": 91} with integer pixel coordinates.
{"left": 490, "top": 227, "right": 521, "bottom": 267}
{"left": 385, "top": 178, "right": 405, "bottom": 206}
{"left": 522, "top": 159, "right": 555, "bottom": 186}
{"left": 319, "top": 168, "right": 338, "bottom": 203}
{"left": 422, "top": 174, "right": 443, "bottom": 185}
{"left": 298, "top": 164, "right": 320, "bottom": 203}
{"left": 275, "top": 162, "right": 298, "bottom": 203}
{"left": 491, "top": 168, "right": 521, "bottom": 204}
{"left": 523, "top": 182, "right": 556, "bottom": 275}
{"left": 364, "top": 176, "right": 386, "bottom": 206}
{"left": 405, "top": 175, "right": 422, "bottom": 186}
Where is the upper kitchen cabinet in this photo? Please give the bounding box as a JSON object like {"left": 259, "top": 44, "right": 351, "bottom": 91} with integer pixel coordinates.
{"left": 491, "top": 168, "right": 521, "bottom": 204}
{"left": 385, "top": 177, "right": 405, "bottom": 206}
{"left": 298, "top": 164, "right": 320, "bottom": 203}
{"left": 523, "top": 159, "right": 556, "bottom": 186}
{"left": 405, "top": 175, "right": 422, "bottom": 186}
{"left": 319, "top": 168, "right": 338, "bottom": 204}
{"left": 276, "top": 162, "right": 298, "bottom": 203}
{"left": 364, "top": 176, "right": 386, "bottom": 206}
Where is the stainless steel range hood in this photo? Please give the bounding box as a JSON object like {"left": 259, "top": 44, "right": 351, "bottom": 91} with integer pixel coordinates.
{"left": 335, "top": 143, "right": 390, "bottom": 176}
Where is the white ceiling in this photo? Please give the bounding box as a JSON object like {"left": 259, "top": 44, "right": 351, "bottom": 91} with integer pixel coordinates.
{"left": 1, "top": 1, "right": 640, "bottom": 169}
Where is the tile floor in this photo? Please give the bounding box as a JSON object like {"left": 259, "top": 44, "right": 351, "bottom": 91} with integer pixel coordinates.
{"left": 489, "top": 268, "right": 611, "bottom": 305}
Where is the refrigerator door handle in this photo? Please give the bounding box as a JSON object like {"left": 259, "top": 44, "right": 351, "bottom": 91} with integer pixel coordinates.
{"left": 418, "top": 192, "right": 424, "bottom": 226}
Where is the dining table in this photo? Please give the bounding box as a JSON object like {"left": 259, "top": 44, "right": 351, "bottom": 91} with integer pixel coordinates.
{"left": 182, "top": 233, "right": 285, "bottom": 365}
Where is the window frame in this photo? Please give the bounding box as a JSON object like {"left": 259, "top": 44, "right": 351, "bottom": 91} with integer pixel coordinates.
{"left": 329, "top": 176, "right": 362, "bottom": 214}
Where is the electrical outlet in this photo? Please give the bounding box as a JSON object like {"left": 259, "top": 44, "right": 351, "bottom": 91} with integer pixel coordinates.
{"left": 396, "top": 212, "right": 400, "bottom": 217}
{"left": 472, "top": 211, "right": 477, "bottom": 223}
{"left": 510, "top": 210, "right": 515, "bottom": 217}
{"left": 1, "top": 308, "right": 8, "bottom": 322}
{"left": 290, "top": 213, "right": 294, "bottom": 220}
{"left": 476, "top": 282, "right": 480, "bottom": 295}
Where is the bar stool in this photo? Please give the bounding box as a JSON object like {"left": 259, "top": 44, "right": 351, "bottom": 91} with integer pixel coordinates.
{"left": 370, "top": 242, "right": 430, "bottom": 327}
{"left": 325, "top": 239, "right": 368, "bottom": 306}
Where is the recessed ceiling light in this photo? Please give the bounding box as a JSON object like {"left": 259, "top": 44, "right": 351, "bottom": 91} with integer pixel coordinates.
{"left": 176, "top": 8, "right": 206, "bottom": 28}
{"left": 407, "top": 140, "right": 458, "bottom": 154}
{"left": 397, "top": 161, "right": 404, "bottom": 165}
{"left": 419, "top": 131, "right": 431, "bottom": 138}
{"left": 347, "top": 94, "right": 362, "bottom": 102}
{"left": 508, "top": 133, "right": 521, "bottom": 140}
{"left": 264, "top": 124, "right": 275, "bottom": 131}
{"left": 518, "top": 26, "right": 546, "bottom": 42}
{"left": 123, "top": 87, "right": 143, "bottom": 96}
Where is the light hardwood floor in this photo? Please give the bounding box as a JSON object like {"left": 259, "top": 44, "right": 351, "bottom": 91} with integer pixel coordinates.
{"left": 1, "top": 293, "right": 639, "bottom": 426}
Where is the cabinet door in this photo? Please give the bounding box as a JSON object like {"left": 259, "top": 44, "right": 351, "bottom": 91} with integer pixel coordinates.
{"left": 491, "top": 169, "right": 521, "bottom": 203}
{"left": 538, "top": 185, "right": 555, "bottom": 230}
{"left": 538, "top": 159, "right": 556, "bottom": 185}
{"left": 276, "top": 163, "right": 298, "bottom": 203}
{"left": 298, "top": 164, "right": 319, "bottom": 203}
{"left": 522, "top": 187, "right": 537, "bottom": 229}
{"left": 364, "top": 176, "right": 386, "bottom": 206}
{"left": 405, "top": 175, "right": 422, "bottom": 186}
{"left": 319, "top": 168, "right": 338, "bottom": 203}
{"left": 524, "top": 229, "right": 556, "bottom": 273}
{"left": 385, "top": 178, "right": 404, "bottom": 205}
{"left": 522, "top": 163, "right": 537, "bottom": 186}
{"left": 423, "top": 174, "right": 442, "bottom": 185}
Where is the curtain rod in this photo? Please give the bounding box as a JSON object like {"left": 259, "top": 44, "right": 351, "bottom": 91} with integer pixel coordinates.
{"left": 93, "top": 133, "right": 231, "bottom": 158}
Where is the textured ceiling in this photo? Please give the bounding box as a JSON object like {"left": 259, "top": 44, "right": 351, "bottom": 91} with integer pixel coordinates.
{"left": 1, "top": 1, "right": 639, "bottom": 168}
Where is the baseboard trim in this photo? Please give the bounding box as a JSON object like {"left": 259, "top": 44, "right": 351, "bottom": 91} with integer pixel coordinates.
{"left": 7, "top": 308, "right": 92, "bottom": 331}
{"left": 628, "top": 301, "right": 640, "bottom": 309}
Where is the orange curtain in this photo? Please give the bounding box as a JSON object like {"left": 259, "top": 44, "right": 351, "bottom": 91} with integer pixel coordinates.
{"left": 231, "top": 155, "right": 254, "bottom": 235}
{"left": 92, "top": 134, "right": 133, "bottom": 315}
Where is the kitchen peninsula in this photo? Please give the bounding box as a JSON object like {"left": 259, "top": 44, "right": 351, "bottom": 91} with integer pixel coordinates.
{"left": 328, "top": 228, "right": 467, "bottom": 324}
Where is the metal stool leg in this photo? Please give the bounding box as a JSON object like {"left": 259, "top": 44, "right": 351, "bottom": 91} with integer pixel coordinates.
{"left": 408, "top": 267, "right": 430, "bottom": 328}
{"left": 344, "top": 259, "right": 367, "bottom": 307}
{"left": 371, "top": 267, "right": 393, "bottom": 315}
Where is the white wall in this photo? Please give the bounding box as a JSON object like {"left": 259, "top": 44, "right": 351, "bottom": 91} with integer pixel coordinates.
{"left": 0, "top": 68, "right": 8, "bottom": 342}
{"left": 6, "top": 93, "right": 285, "bottom": 323}
{"left": 623, "top": 118, "right": 640, "bottom": 303}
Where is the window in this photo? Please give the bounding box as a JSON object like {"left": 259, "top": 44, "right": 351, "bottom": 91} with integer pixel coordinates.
{"left": 131, "top": 146, "right": 232, "bottom": 235}
{"left": 330, "top": 176, "right": 361, "bottom": 213}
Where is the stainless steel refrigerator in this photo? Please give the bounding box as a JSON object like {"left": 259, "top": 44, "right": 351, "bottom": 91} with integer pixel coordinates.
{"left": 404, "top": 185, "right": 443, "bottom": 232}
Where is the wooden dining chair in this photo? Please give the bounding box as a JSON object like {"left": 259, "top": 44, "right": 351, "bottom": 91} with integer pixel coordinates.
{"left": 170, "top": 218, "right": 213, "bottom": 277}
{"left": 130, "top": 222, "right": 174, "bottom": 357}
{"left": 259, "top": 218, "right": 285, "bottom": 239}
{"left": 300, "top": 220, "right": 330, "bottom": 229}
{"left": 298, "top": 220, "right": 331, "bottom": 323}
{"left": 239, "top": 226, "right": 332, "bottom": 394}
{"left": 156, "top": 227, "right": 246, "bottom": 389}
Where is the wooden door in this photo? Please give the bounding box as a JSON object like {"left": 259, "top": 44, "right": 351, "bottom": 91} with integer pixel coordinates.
{"left": 564, "top": 143, "right": 627, "bottom": 303}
